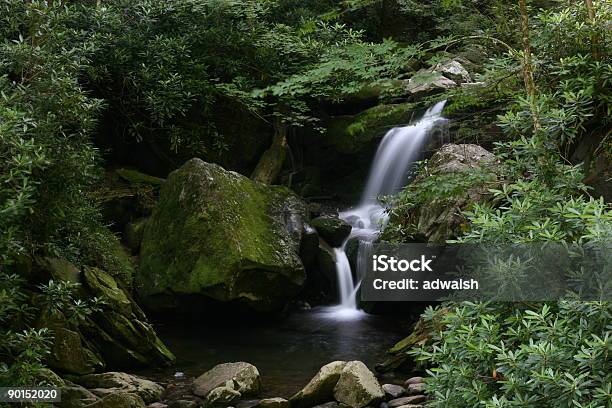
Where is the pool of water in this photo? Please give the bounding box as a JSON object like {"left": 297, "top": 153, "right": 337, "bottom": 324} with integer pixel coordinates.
{"left": 147, "top": 306, "right": 409, "bottom": 398}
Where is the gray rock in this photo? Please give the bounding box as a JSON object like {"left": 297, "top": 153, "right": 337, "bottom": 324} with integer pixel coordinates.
{"left": 206, "top": 386, "right": 241, "bottom": 407}
{"left": 84, "top": 392, "right": 146, "bottom": 408}
{"left": 311, "top": 216, "right": 352, "bottom": 247}
{"left": 403, "top": 377, "right": 423, "bottom": 386}
{"left": 257, "top": 398, "right": 290, "bottom": 408}
{"left": 76, "top": 372, "right": 164, "bottom": 404}
{"left": 405, "top": 383, "right": 426, "bottom": 396}
{"left": 333, "top": 361, "right": 385, "bottom": 408}
{"left": 405, "top": 71, "right": 456, "bottom": 98}
{"left": 290, "top": 361, "right": 347, "bottom": 408}
{"left": 192, "top": 362, "right": 260, "bottom": 398}
{"left": 433, "top": 60, "right": 471, "bottom": 84}
{"left": 312, "top": 403, "right": 347, "bottom": 408}
{"left": 387, "top": 396, "right": 426, "bottom": 407}
{"left": 381, "top": 384, "right": 405, "bottom": 399}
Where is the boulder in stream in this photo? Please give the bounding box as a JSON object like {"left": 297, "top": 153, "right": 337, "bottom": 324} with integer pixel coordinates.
{"left": 290, "top": 361, "right": 347, "bottom": 408}
{"left": 311, "top": 216, "right": 352, "bottom": 247}
{"left": 192, "top": 362, "right": 261, "bottom": 398}
{"left": 74, "top": 372, "right": 164, "bottom": 404}
{"left": 138, "top": 158, "right": 307, "bottom": 312}
{"left": 333, "top": 361, "right": 384, "bottom": 408}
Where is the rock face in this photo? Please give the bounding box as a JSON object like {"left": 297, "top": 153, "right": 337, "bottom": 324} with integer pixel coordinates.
{"left": 388, "top": 144, "right": 498, "bottom": 243}
{"left": 138, "top": 159, "right": 307, "bottom": 312}
{"left": 34, "top": 258, "right": 175, "bottom": 372}
{"left": 192, "top": 362, "right": 261, "bottom": 398}
{"left": 290, "top": 361, "right": 347, "bottom": 408}
{"left": 333, "top": 361, "right": 384, "bottom": 408}
{"left": 75, "top": 372, "right": 164, "bottom": 404}
{"left": 311, "top": 216, "right": 352, "bottom": 247}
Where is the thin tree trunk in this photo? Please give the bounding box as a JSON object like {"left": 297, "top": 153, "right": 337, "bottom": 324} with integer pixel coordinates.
{"left": 585, "top": 0, "right": 600, "bottom": 59}
{"left": 251, "top": 119, "right": 287, "bottom": 185}
{"left": 518, "top": 0, "right": 540, "bottom": 132}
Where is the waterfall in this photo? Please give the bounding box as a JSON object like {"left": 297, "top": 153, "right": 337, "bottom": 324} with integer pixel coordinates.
{"left": 332, "top": 101, "right": 447, "bottom": 313}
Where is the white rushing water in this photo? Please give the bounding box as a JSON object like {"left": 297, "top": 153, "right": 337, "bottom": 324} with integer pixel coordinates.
{"left": 328, "top": 101, "right": 447, "bottom": 318}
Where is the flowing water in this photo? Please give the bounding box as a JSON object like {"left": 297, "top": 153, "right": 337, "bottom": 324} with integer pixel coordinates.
{"left": 330, "top": 101, "right": 447, "bottom": 316}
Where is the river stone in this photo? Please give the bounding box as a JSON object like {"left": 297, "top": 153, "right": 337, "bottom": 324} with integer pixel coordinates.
{"left": 192, "top": 362, "right": 260, "bottom": 398}
{"left": 138, "top": 158, "right": 307, "bottom": 312}
{"left": 405, "top": 383, "right": 426, "bottom": 395}
{"left": 76, "top": 372, "right": 164, "bottom": 404}
{"left": 85, "top": 392, "right": 146, "bottom": 408}
{"left": 333, "top": 361, "right": 384, "bottom": 408}
{"left": 382, "top": 384, "right": 405, "bottom": 399}
{"left": 403, "top": 377, "right": 423, "bottom": 386}
{"left": 258, "top": 398, "right": 290, "bottom": 408}
{"left": 387, "top": 396, "right": 426, "bottom": 407}
{"left": 290, "top": 361, "right": 347, "bottom": 408}
{"left": 310, "top": 216, "right": 352, "bottom": 247}
{"left": 206, "top": 386, "right": 241, "bottom": 407}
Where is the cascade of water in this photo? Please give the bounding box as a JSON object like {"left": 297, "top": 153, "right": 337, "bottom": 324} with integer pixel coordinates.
{"left": 332, "top": 101, "right": 447, "bottom": 313}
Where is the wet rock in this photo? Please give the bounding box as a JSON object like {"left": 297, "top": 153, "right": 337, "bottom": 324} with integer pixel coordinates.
{"left": 381, "top": 384, "right": 405, "bottom": 399}
{"left": 192, "top": 362, "right": 260, "bottom": 398}
{"left": 257, "top": 397, "right": 290, "bottom": 408}
{"left": 85, "top": 392, "right": 146, "bottom": 408}
{"left": 379, "top": 403, "right": 389, "bottom": 408}
{"left": 333, "top": 361, "right": 384, "bottom": 408}
{"left": 405, "top": 383, "right": 426, "bottom": 396}
{"left": 403, "top": 377, "right": 423, "bottom": 386}
{"left": 76, "top": 372, "right": 164, "bottom": 404}
{"left": 387, "top": 396, "right": 426, "bottom": 407}
{"left": 311, "top": 216, "right": 352, "bottom": 247}
{"left": 300, "top": 225, "right": 320, "bottom": 267}
{"left": 206, "top": 386, "right": 241, "bottom": 407}
{"left": 138, "top": 159, "right": 307, "bottom": 312}
{"left": 290, "top": 361, "right": 347, "bottom": 408}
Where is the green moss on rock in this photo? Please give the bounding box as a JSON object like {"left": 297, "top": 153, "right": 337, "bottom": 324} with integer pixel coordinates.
{"left": 138, "top": 159, "right": 307, "bottom": 312}
{"left": 326, "top": 103, "right": 417, "bottom": 155}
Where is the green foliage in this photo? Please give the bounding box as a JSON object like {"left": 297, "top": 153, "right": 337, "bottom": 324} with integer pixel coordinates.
{"left": 0, "top": 272, "right": 101, "bottom": 386}
{"left": 411, "top": 301, "right": 611, "bottom": 407}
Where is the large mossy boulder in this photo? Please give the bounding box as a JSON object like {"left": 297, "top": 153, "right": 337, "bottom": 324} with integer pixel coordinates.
{"left": 138, "top": 158, "right": 307, "bottom": 312}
